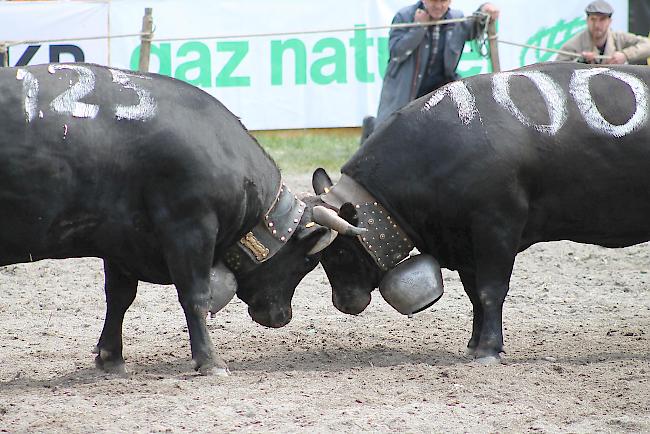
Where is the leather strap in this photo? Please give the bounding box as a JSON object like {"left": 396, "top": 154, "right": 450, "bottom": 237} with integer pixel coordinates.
{"left": 321, "top": 175, "right": 414, "bottom": 271}
{"left": 224, "top": 184, "right": 305, "bottom": 274}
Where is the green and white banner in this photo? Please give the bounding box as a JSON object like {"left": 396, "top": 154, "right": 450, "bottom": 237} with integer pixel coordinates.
{"left": 0, "top": 0, "right": 630, "bottom": 129}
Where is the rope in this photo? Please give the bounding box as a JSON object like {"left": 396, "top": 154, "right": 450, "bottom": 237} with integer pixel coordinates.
{"left": 473, "top": 13, "right": 492, "bottom": 57}
{"left": 148, "top": 16, "right": 476, "bottom": 42}
{"left": 0, "top": 16, "right": 476, "bottom": 47}
{"left": 3, "top": 32, "right": 149, "bottom": 48}
{"left": 492, "top": 36, "right": 611, "bottom": 61}
{"left": 0, "top": 14, "right": 608, "bottom": 63}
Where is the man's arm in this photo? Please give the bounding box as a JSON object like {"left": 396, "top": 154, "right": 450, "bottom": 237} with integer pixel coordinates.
{"left": 556, "top": 51, "right": 585, "bottom": 62}
{"left": 555, "top": 32, "right": 585, "bottom": 62}
{"left": 387, "top": 8, "right": 428, "bottom": 64}
{"left": 618, "top": 32, "right": 650, "bottom": 64}
{"left": 479, "top": 3, "right": 499, "bottom": 21}
{"left": 462, "top": 3, "right": 499, "bottom": 43}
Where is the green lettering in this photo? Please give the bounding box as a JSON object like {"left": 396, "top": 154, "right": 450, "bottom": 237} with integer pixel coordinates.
{"left": 311, "top": 37, "right": 347, "bottom": 85}
{"left": 271, "top": 39, "right": 307, "bottom": 85}
{"left": 458, "top": 41, "right": 490, "bottom": 77}
{"left": 215, "top": 41, "right": 250, "bottom": 87}
{"left": 130, "top": 43, "right": 172, "bottom": 76}
{"left": 377, "top": 37, "right": 389, "bottom": 79}
{"left": 175, "top": 42, "right": 212, "bottom": 87}
{"left": 349, "top": 25, "right": 374, "bottom": 83}
{"left": 521, "top": 17, "right": 586, "bottom": 65}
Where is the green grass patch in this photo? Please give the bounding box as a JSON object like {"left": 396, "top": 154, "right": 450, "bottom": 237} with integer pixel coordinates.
{"left": 252, "top": 128, "right": 361, "bottom": 174}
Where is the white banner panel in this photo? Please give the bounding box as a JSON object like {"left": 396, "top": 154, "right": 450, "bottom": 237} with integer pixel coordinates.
{"left": 0, "top": 0, "right": 631, "bottom": 129}
{"left": 0, "top": 1, "right": 109, "bottom": 65}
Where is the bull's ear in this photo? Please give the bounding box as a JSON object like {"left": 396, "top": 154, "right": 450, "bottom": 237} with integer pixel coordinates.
{"left": 298, "top": 225, "right": 336, "bottom": 255}
{"left": 312, "top": 168, "right": 333, "bottom": 195}
{"left": 339, "top": 202, "right": 359, "bottom": 225}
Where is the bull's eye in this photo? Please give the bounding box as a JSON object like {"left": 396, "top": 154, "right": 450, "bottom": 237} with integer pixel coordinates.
{"left": 304, "top": 255, "right": 318, "bottom": 267}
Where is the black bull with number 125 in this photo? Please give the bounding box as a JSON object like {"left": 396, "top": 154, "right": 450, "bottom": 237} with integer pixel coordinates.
{"left": 294, "top": 62, "right": 650, "bottom": 363}
{"left": 0, "top": 63, "right": 350, "bottom": 375}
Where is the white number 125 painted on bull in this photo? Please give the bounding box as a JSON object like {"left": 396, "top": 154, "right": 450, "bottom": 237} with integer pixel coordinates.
{"left": 16, "top": 64, "right": 157, "bottom": 123}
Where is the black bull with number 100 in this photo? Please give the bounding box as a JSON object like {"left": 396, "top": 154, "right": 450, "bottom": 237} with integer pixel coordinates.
{"left": 293, "top": 62, "right": 650, "bottom": 363}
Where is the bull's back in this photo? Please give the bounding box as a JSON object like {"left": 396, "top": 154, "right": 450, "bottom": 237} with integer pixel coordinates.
{"left": 0, "top": 63, "right": 258, "bottom": 174}
{"left": 483, "top": 64, "right": 650, "bottom": 246}
{"left": 348, "top": 63, "right": 650, "bottom": 250}
{"left": 0, "top": 63, "right": 273, "bottom": 266}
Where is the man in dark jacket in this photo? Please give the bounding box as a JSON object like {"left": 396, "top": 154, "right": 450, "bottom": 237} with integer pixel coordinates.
{"left": 361, "top": 0, "right": 499, "bottom": 141}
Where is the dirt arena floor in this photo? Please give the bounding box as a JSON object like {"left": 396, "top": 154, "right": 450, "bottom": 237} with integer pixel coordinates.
{"left": 0, "top": 174, "right": 648, "bottom": 433}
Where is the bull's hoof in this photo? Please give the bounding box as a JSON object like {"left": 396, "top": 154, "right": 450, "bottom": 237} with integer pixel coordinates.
{"left": 95, "top": 355, "right": 128, "bottom": 377}
{"left": 474, "top": 355, "right": 503, "bottom": 366}
{"left": 199, "top": 366, "right": 231, "bottom": 377}
{"left": 192, "top": 357, "right": 230, "bottom": 377}
{"left": 94, "top": 348, "right": 128, "bottom": 377}
{"left": 471, "top": 351, "right": 506, "bottom": 366}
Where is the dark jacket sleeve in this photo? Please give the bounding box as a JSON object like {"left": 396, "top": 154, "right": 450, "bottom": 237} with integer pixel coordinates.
{"left": 388, "top": 6, "right": 428, "bottom": 64}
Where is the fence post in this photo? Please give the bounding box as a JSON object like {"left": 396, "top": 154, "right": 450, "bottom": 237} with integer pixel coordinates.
{"left": 487, "top": 18, "right": 500, "bottom": 73}
{"left": 0, "top": 43, "right": 8, "bottom": 68}
{"left": 138, "top": 7, "right": 153, "bottom": 73}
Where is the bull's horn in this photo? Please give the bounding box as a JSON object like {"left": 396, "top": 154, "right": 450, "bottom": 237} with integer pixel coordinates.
{"left": 308, "top": 230, "right": 338, "bottom": 255}
{"left": 312, "top": 206, "right": 367, "bottom": 236}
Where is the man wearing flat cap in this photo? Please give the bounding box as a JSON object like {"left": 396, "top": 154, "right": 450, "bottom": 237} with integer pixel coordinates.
{"left": 556, "top": 0, "right": 650, "bottom": 64}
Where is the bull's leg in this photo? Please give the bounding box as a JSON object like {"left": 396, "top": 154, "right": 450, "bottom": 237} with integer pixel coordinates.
{"left": 469, "top": 218, "right": 523, "bottom": 363}
{"left": 94, "top": 259, "right": 138, "bottom": 375}
{"left": 162, "top": 221, "right": 229, "bottom": 376}
{"left": 472, "top": 278, "right": 507, "bottom": 363}
{"left": 179, "top": 297, "right": 229, "bottom": 376}
{"left": 458, "top": 269, "right": 482, "bottom": 355}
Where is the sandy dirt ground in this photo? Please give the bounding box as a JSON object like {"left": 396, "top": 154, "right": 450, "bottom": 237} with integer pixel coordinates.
{"left": 0, "top": 173, "right": 648, "bottom": 433}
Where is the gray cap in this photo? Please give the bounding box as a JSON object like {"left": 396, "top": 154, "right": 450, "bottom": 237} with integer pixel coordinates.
{"left": 585, "top": 0, "right": 614, "bottom": 16}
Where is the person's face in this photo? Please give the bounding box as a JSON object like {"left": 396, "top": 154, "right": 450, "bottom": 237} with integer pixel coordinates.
{"left": 422, "top": 0, "right": 451, "bottom": 20}
{"left": 587, "top": 13, "right": 611, "bottom": 42}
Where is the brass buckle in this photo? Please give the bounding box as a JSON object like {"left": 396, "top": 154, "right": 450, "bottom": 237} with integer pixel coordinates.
{"left": 240, "top": 232, "right": 270, "bottom": 261}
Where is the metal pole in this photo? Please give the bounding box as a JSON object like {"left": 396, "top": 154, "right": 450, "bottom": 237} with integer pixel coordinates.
{"left": 0, "top": 43, "right": 8, "bottom": 68}
{"left": 138, "top": 8, "right": 153, "bottom": 73}
{"left": 487, "top": 19, "right": 501, "bottom": 73}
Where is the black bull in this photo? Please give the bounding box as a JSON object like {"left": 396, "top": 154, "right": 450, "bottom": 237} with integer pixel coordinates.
{"left": 0, "top": 63, "right": 331, "bottom": 375}
{"left": 303, "top": 62, "right": 650, "bottom": 362}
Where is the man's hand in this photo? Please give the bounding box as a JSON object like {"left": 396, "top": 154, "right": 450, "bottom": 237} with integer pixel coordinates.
{"left": 480, "top": 3, "right": 500, "bottom": 21}
{"left": 414, "top": 8, "right": 430, "bottom": 23}
{"left": 581, "top": 51, "right": 597, "bottom": 63}
{"left": 605, "top": 51, "right": 627, "bottom": 64}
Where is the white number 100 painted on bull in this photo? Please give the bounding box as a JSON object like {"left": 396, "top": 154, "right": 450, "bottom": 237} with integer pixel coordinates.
{"left": 16, "top": 64, "right": 157, "bottom": 123}
{"left": 570, "top": 68, "right": 648, "bottom": 137}
{"left": 422, "top": 67, "right": 649, "bottom": 138}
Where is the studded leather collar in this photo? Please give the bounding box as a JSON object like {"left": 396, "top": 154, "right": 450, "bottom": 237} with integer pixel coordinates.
{"left": 321, "top": 175, "right": 414, "bottom": 271}
{"left": 224, "top": 183, "right": 306, "bottom": 274}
